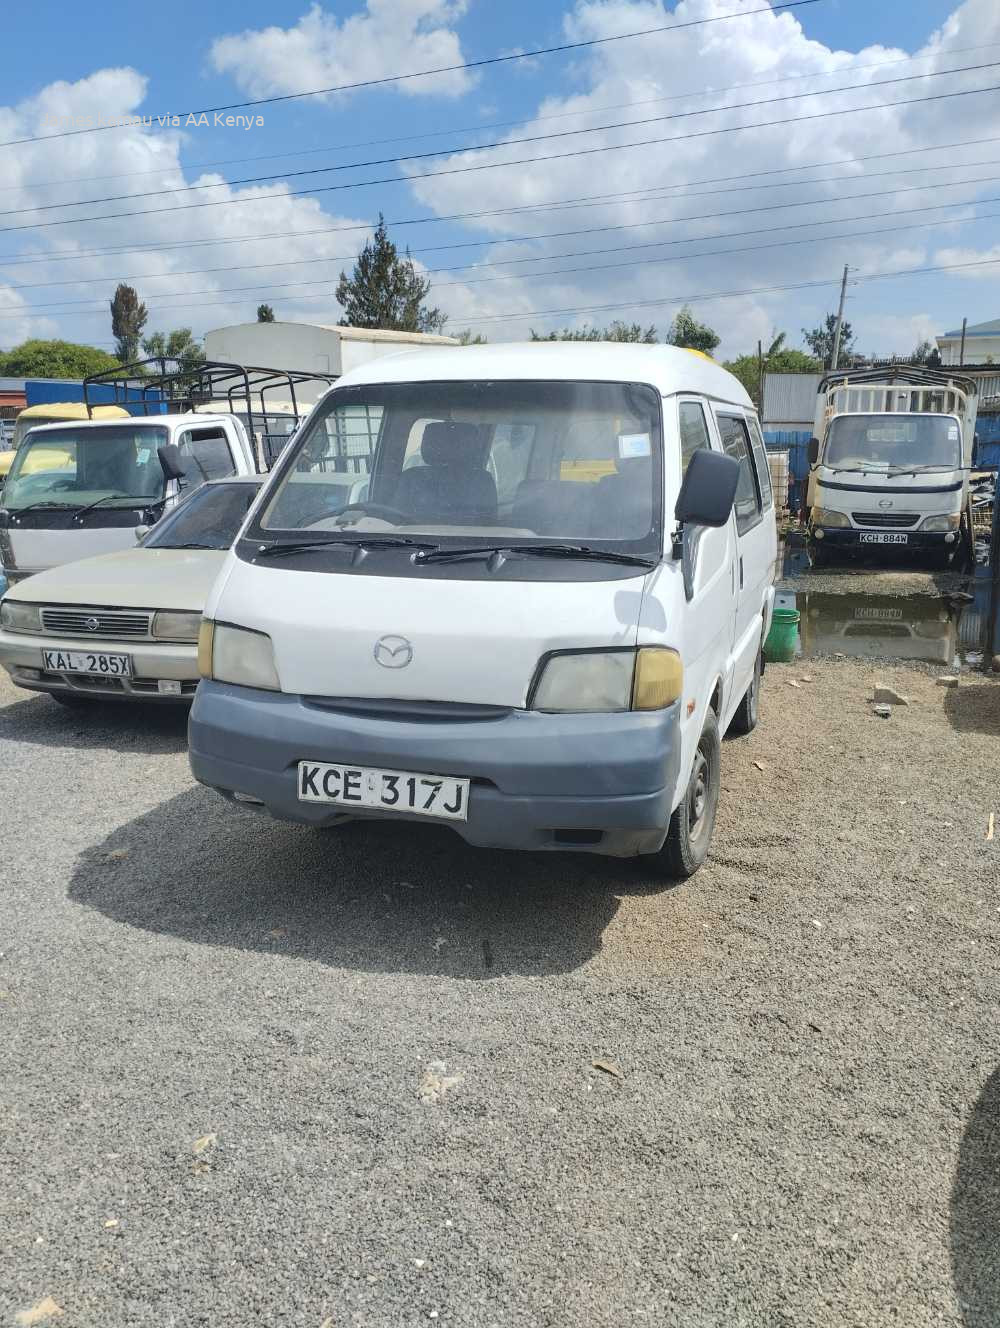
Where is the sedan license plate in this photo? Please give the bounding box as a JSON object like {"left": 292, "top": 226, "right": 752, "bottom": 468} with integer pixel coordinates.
{"left": 859, "top": 532, "right": 908, "bottom": 544}
{"left": 298, "top": 761, "right": 469, "bottom": 821}
{"left": 43, "top": 649, "right": 132, "bottom": 677}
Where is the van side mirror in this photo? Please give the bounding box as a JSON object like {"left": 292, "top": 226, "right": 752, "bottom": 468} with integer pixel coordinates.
{"left": 157, "top": 443, "right": 187, "bottom": 482}
{"left": 808, "top": 437, "right": 820, "bottom": 465}
{"left": 674, "top": 448, "right": 740, "bottom": 528}
{"left": 134, "top": 524, "right": 150, "bottom": 543}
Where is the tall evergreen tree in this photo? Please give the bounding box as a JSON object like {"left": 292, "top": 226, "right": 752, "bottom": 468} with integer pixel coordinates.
{"left": 335, "top": 215, "right": 446, "bottom": 334}
{"left": 110, "top": 283, "right": 148, "bottom": 364}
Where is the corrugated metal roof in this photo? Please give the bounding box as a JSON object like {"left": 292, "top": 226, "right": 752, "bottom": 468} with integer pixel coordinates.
{"left": 763, "top": 372, "right": 823, "bottom": 429}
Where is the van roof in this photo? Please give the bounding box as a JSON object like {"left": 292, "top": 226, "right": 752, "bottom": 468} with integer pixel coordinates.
{"left": 330, "top": 341, "right": 755, "bottom": 408}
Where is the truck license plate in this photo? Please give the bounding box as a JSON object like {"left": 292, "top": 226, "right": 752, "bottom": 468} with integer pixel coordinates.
{"left": 297, "top": 761, "right": 469, "bottom": 821}
{"left": 43, "top": 649, "right": 132, "bottom": 676}
{"left": 859, "top": 533, "right": 908, "bottom": 544}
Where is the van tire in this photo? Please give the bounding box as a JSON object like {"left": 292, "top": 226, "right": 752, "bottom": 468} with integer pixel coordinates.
{"left": 661, "top": 710, "right": 721, "bottom": 879}
{"left": 728, "top": 649, "right": 761, "bottom": 736}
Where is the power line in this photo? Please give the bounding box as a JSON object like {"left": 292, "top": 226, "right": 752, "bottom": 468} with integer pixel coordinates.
{"left": 11, "top": 59, "right": 1000, "bottom": 218}
{"left": 3, "top": 78, "right": 998, "bottom": 237}
{"left": 6, "top": 36, "right": 997, "bottom": 197}
{"left": 0, "top": 0, "right": 824, "bottom": 149}
{"left": 7, "top": 168, "right": 999, "bottom": 295}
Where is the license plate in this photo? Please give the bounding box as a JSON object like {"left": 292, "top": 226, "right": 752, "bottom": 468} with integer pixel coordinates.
{"left": 42, "top": 649, "right": 132, "bottom": 676}
{"left": 859, "top": 533, "right": 908, "bottom": 544}
{"left": 297, "top": 761, "right": 469, "bottom": 821}
{"left": 854, "top": 606, "right": 903, "bottom": 620}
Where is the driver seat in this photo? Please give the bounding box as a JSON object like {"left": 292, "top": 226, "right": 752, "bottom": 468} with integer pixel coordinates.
{"left": 394, "top": 422, "right": 497, "bottom": 525}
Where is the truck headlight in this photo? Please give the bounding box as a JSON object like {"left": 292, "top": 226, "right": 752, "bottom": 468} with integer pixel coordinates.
{"left": 151, "top": 610, "right": 202, "bottom": 641}
{"left": 920, "top": 513, "right": 961, "bottom": 532}
{"left": 531, "top": 647, "right": 682, "bottom": 713}
{"left": 0, "top": 600, "right": 42, "bottom": 633}
{"left": 811, "top": 507, "right": 850, "bottom": 529}
{"left": 198, "top": 620, "right": 280, "bottom": 691}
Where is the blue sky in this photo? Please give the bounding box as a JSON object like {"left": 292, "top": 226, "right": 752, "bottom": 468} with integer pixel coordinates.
{"left": 1, "top": 0, "right": 999, "bottom": 360}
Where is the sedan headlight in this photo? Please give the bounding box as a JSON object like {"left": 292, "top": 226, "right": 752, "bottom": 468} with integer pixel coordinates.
{"left": 151, "top": 610, "right": 202, "bottom": 642}
{"left": 531, "top": 647, "right": 682, "bottom": 713}
{"left": 198, "top": 620, "right": 280, "bottom": 691}
{"left": 0, "top": 600, "right": 42, "bottom": 634}
{"left": 920, "top": 513, "right": 961, "bottom": 532}
{"left": 811, "top": 507, "right": 850, "bottom": 529}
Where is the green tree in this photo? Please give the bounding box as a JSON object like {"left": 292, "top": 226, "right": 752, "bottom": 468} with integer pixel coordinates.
{"left": 142, "top": 328, "right": 206, "bottom": 373}
{"left": 110, "top": 283, "right": 148, "bottom": 363}
{"left": 257, "top": 303, "right": 276, "bottom": 322}
{"left": 909, "top": 338, "right": 941, "bottom": 367}
{"left": 455, "top": 329, "right": 488, "bottom": 344}
{"left": 802, "top": 313, "right": 856, "bottom": 367}
{"left": 724, "top": 345, "right": 822, "bottom": 407}
{"left": 336, "top": 215, "right": 446, "bottom": 334}
{"left": 530, "top": 321, "right": 657, "bottom": 342}
{"left": 0, "top": 338, "right": 119, "bottom": 378}
{"left": 666, "top": 306, "right": 720, "bottom": 355}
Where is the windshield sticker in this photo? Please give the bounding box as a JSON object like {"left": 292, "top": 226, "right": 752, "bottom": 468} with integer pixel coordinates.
{"left": 948, "top": 425, "right": 959, "bottom": 441}
{"left": 618, "top": 433, "right": 651, "bottom": 458}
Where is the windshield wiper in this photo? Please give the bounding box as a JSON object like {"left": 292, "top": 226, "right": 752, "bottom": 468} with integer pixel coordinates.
{"left": 887, "top": 463, "right": 959, "bottom": 475}
{"left": 8, "top": 500, "right": 84, "bottom": 513}
{"left": 73, "top": 493, "right": 161, "bottom": 520}
{"left": 254, "top": 535, "right": 436, "bottom": 560}
{"left": 414, "top": 542, "right": 656, "bottom": 568}
{"left": 158, "top": 541, "right": 219, "bottom": 549}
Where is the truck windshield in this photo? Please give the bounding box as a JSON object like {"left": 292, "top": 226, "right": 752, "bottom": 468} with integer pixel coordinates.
{"left": 3, "top": 425, "right": 169, "bottom": 511}
{"left": 824, "top": 415, "right": 962, "bottom": 470}
{"left": 255, "top": 380, "right": 663, "bottom": 553}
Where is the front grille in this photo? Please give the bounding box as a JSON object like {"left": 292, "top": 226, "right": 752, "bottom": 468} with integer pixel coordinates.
{"left": 851, "top": 512, "right": 920, "bottom": 529}
{"left": 40, "top": 607, "right": 153, "bottom": 639}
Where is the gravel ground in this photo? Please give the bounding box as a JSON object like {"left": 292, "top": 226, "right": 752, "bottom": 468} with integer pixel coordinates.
{"left": 2, "top": 663, "right": 999, "bottom": 1328}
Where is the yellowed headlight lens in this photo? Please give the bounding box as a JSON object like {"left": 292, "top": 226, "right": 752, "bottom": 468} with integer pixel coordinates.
{"left": 197, "top": 619, "right": 215, "bottom": 678}
{"left": 632, "top": 647, "right": 683, "bottom": 710}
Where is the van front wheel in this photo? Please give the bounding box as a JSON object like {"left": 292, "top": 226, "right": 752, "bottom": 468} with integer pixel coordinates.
{"left": 660, "top": 710, "right": 721, "bottom": 879}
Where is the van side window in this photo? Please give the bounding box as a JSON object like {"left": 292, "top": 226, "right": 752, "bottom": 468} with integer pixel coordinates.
{"left": 746, "top": 417, "right": 773, "bottom": 509}
{"left": 716, "top": 414, "right": 762, "bottom": 535}
{"left": 678, "top": 401, "right": 712, "bottom": 474}
{"left": 178, "top": 428, "right": 237, "bottom": 481}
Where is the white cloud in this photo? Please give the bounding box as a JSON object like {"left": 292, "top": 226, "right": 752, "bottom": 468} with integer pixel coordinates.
{"left": 402, "top": 0, "right": 1000, "bottom": 357}
{"left": 929, "top": 244, "right": 1000, "bottom": 279}
{"left": 210, "top": 1, "right": 473, "bottom": 102}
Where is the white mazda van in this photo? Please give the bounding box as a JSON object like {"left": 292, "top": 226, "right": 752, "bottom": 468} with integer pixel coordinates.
{"left": 189, "top": 343, "right": 777, "bottom": 878}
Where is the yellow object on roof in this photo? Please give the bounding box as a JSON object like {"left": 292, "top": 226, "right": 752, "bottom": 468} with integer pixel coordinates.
{"left": 10, "top": 402, "right": 130, "bottom": 453}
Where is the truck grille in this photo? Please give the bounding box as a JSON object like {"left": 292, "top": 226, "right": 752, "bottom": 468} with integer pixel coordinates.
{"left": 40, "top": 607, "right": 153, "bottom": 639}
{"left": 851, "top": 512, "right": 920, "bottom": 529}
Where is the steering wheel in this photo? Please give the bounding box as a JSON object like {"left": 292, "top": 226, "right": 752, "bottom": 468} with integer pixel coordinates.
{"left": 334, "top": 502, "right": 409, "bottom": 524}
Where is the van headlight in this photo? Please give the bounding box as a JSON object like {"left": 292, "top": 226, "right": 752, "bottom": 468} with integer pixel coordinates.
{"left": 198, "top": 620, "right": 280, "bottom": 691}
{"left": 811, "top": 508, "right": 850, "bottom": 529}
{"left": 920, "top": 513, "right": 961, "bottom": 532}
{"left": 151, "top": 610, "right": 202, "bottom": 642}
{"left": 0, "top": 600, "right": 42, "bottom": 634}
{"left": 531, "top": 647, "right": 682, "bottom": 713}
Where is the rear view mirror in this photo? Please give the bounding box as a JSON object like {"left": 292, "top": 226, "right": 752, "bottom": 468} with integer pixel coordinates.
{"left": 674, "top": 449, "right": 740, "bottom": 528}
{"left": 808, "top": 437, "right": 820, "bottom": 465}
{"left": 157, "top": 443, "right": 187, "bottom": 481}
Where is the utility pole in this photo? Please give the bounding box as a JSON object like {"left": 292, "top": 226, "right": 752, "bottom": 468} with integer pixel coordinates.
{"left": 829, "top": 264, "right": 849, "bottom": 370}
{"left": 757, "top": 339, "right": 764, "bottom": 414}
{"left": 959, "top": 316, "right": 967, "bottom": 366}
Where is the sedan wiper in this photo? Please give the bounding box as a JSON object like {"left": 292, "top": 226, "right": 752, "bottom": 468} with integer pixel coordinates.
{"left": 414, "top": 542, "right": 656, "bottom": 568}
{"left": 159, "top": 541, "right": 219, "bottom": 549}
{"left": 254, "top": 535, "right": 436, "bottom": 560}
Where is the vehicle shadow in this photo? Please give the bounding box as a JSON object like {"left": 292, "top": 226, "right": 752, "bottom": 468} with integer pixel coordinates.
{"left": 65, "top": 786, "right": 657, "bottom": 978}
{"left": 0, "top": 692, "right": 189, "bottom": 755}
{"left": 950, "top": 1066, "right": 1000, "bottom": 1326}
{"left": 943, "top": 683, "right": 1000, "bottom": 737}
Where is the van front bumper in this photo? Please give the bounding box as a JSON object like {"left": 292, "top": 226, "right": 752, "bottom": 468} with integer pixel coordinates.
{"left": 189, "top": 681, "right": 682, "bottom": 857}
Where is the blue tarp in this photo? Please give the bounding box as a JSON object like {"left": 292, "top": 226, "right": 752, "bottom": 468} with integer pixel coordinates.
{"left": 763, "top": 429, "right": 811, "bottom": 509}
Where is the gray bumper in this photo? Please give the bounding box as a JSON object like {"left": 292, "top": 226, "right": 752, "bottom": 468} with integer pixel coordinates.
{"left": 189, "top": 681, "right": 682, "bottom": 857}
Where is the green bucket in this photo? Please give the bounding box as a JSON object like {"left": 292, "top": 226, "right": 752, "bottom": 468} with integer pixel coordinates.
{"left": 765, "top": 606, "right": 800, "bottom": 663}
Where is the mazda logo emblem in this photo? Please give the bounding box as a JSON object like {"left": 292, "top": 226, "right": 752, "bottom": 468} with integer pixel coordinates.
{"left": 84, "top": 617, "right": 100, "bottom": 632}
{"left": 373, "top": 635, "right": 413, "bottom": 668}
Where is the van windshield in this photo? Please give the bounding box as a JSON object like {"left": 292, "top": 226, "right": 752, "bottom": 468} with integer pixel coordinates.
{"left": 824, "top": 414, "right": 962, "bottom": 471}
{"left": 256, "top": 380, "right": 663, "bottom": 552}
{"left": 3, "top": 426, "right": 168, "bottom": 512}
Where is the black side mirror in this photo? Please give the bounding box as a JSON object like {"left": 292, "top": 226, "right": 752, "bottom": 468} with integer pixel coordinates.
{"left": 808, "top": 437, "right": 820, "bottom": 465}
{"left": 675, "top": 449, "right": 740, "bottom": 528}
{"left": 157, "top": 443, "right": 186, "bottom": 482}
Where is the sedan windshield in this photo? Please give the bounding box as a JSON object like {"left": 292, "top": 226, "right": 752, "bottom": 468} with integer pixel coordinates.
{"left": 824, "top": 414, "right": 962, "bottom": 470}
{"left": 254, "top": 380, "right": 663, "bottom": 554}
{"left": 3, "top": 425, "right": 168, "bottom": 511}
{"left": 144, "top": 480, "right": 262, "bottom": 550}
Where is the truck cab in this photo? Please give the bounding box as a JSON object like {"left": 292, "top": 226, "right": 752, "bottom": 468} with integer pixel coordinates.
{"left": 807, "top": 367, "right": 977, "bottom": 563}
{"left": 0, "top": 412, "right": 256, "bottom": 585}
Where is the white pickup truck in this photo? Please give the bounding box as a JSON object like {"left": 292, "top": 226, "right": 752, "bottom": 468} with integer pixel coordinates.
{"left": 806, "top": 366, "right": 978, "bottom": 565}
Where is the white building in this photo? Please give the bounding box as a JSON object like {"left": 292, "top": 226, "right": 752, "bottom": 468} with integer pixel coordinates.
{"left": 203, "top": 322, "right": 458, "bottom": 403}
{"left": 936, "top": 318, "right": 1000, "bottom": 366}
